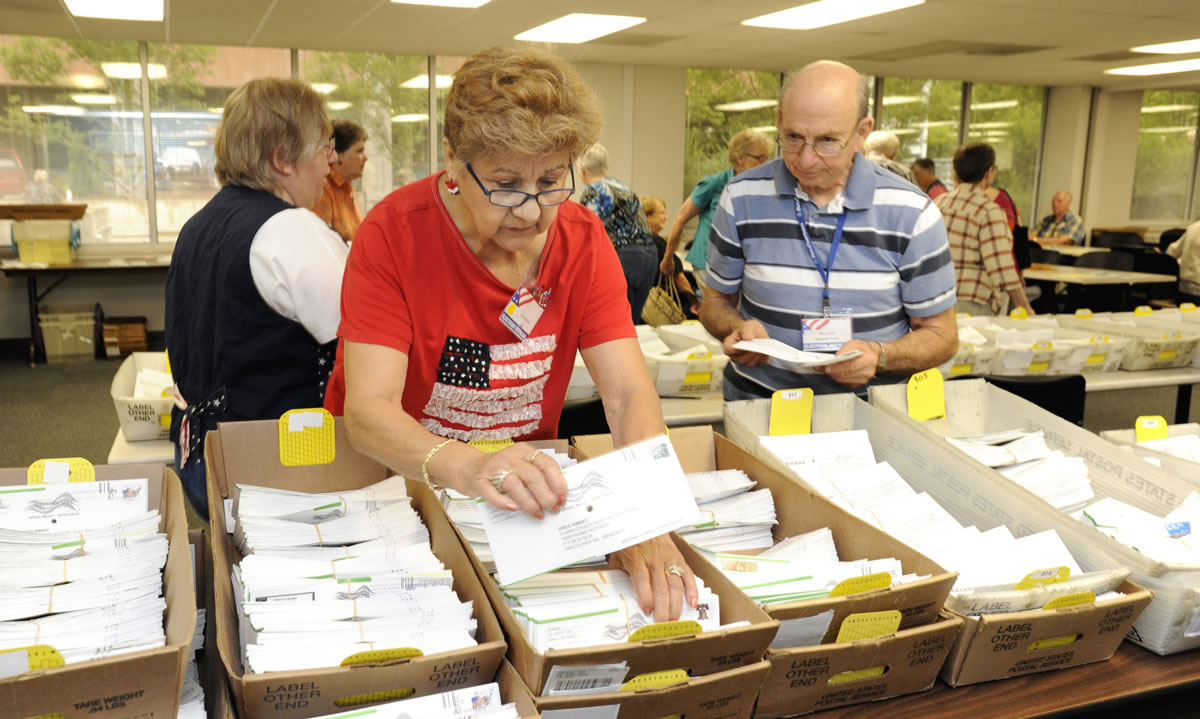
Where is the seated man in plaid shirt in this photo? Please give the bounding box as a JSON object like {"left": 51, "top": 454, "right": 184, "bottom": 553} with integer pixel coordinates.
{"left": 936, "top": 143, "right": 1035, "bottom": 317}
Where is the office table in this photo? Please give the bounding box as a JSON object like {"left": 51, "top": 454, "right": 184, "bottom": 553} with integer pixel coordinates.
{"left": 1053, "top": 245, "right": 1110, "bottom": 258}
{"left": 1022, "top": 264, "right": 1175, "bottom": 286}
{"left": 107, "top": 427, "right": 175, "bottom": 466}
{"left": 817, "top": 641, "right": 1200, "bottom": 718}
{"left": 662, "top": 393, "right": 724, "bottom": 426}
{"left": 1084, "top": 367, "right": 1200, "bottom": 424}
{"left": 1, "top": 257, "right": 171, "bottom": 365}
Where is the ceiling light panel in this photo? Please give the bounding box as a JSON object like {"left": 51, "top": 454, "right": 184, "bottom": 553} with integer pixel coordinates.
{"left": 390, "top": 0, "right": 490, "bottom": 6}
{"left": 1106, "top": 58, "right": 1200, "bottom": 76}
{"left": 64, "top": 0, "right": 163, "bottom": 22}
{"left": 743, "top": 0, "right": 925, "bottom": 31}
{"left": 1132, "top": 38, "right": 1200, "bottom": 54}
{"left": 515, "top": 14, "right": 646, "bottom": 44}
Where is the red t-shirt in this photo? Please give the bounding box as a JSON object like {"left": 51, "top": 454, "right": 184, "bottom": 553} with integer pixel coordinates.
{"left": 324, "top": 172, "right": 634, "bottom": 441}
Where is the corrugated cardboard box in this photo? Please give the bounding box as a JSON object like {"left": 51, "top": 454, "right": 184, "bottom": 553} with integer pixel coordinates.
{"left": 0, "top": 463, "right": 195, "bottom": 719}
{"left": 495, "top": 660, "right": 541, "bottom": 718}
{"left": 111, "top": 351, "right": 174, "bottom": 441}
{"left": 723, "top": 394, "right": 1153, "bottom": 684}
{"left": 575, "top": 426, "right": 962, "bottom": 716}
{"left": 447, "top": 435, "right": 779, "bottom": 697}
{"left": 205, "top": 418, "right": 508, "bottom": 719}
{"left": 535, "top": 660, "right": 769, "bottom": 718}
{"left": 866, "top": 381, "right": 1178, "bottom": 657}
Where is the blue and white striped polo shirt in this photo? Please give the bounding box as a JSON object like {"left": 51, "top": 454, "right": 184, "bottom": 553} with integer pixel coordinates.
{"left": 707, "top": 154, "right": 956, "bottom": 397}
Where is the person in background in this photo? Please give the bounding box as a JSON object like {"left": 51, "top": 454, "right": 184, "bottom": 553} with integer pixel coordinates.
{"left": 910, "top": 158, "right": 946, "bottom": 199}
{"left": 166, "top": 78, "right": 349, "bottom": 518}
{"left": 312, "top": 119, "right": 368, "bottom": 243}
{"left": 701, "top": 60, "right": 958, "bottom": 398}
{"left": 864, "top": 130, "right": 915, "bottom": 183}
{"left": 323, "top": 47, "right": 697, "bottom": 621}
{"left": 985, "top": 183, "right": 1020, "bottom": 232}
{"left": 641, "top": 194, "right": 700, "bottom": 318}
{"left": 1166, "top": 219, "right": 1200, "bottom": 305}
{"left": 1032, "top": 190, "right": 1085, "bottom": 246}
{"left": 660, "top": 129, "right": 772, "bottom": 291}
{"left": 936, "top": 143, "right": 1033, "bottom": 317}
{"left": 24, "top": 168, "right": 64, "bottom": 204}
{"left": 577, "top": 143, "right": 658, "bottom": 324}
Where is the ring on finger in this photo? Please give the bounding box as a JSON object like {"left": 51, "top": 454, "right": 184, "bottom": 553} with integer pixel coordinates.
{"left": 665, "top": 564, "right": 685, "bottom": 579}
{"left": 527, "top": 449, "right": 544, "bottom": 464}
{"left": 490, "top": 468, "right": 514, "bottom": 493}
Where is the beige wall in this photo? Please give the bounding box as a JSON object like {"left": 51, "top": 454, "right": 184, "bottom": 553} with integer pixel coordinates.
{"left": 1037, "top": 85, "right": 1091, "bottom": 223}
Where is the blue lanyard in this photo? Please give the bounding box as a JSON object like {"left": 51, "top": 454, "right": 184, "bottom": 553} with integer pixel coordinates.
{"left": 795, "top": 198, "right": 848, "bottom": 317}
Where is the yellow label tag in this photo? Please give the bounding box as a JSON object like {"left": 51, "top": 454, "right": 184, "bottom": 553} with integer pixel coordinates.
{"left": 1074, "top": 308, "right": 1093, "bottom": 318}
{"left": 836, "top": 610, "right": 902, "bottom": 643}
{"left": 1088, "top": 335, "right": 1109, "bottom": 344}
{"left": 160, "top": 386, "right": 173, "bottom": 398}
{"left": 683, "top": 371, "right": 712, "bottom": 385}
{"left": 830, "top": 572, "right": 893, "bottom": 597}
{"left": 1031, "top": 340, "right": 1053, "bottom": 350}
{"left": 278, "top": 409, "right": 335, "bottom": 466}
{"left": 769, "top": 388, "right": 814, "bottom": 436}
{"left": 333, "top": 689, "right": 415, "bottom": 708}
{"left": 1028, "top": 634, "right": 1081, "bottom": 651}
{"left": 163, "top": 348, "right": 171, "bottom": 375}
{"left": 620, "top": 668, "right": 689, "bottom": 691}
{"left": 687, "top": 350, "right": 712, "bottom": 360}
{"left": 1134, "top": 305, "right": 1154, "bottom": 316}
{"left": 1009, "top": 307, "right": 1029, "bottom": 319}
{"left": 950, "top": 363, "right": 973, "bottom": 375}
{"left": 1135, "top": 415, "right": 1169, "bottom": 442}
{"left": 681, "top": 319, "right": 701, "bottom": 324}
{"left": 1028, "top": 361, "right": 1050, "bottom": 372}
{"left": 159, "top": 413, "right": 171, "bottom": 427}
{"left": 1043, "top": 592, "right": 1096, "bottom": 610}
{"left": 1014, "top": 566, "right": 1070, "bottom": 590}
{"left": 1162, "top": 331, "right": 1182, "bottom": 341}
{"left": 27, "top": 458, "right": 94, "bottom": 485}
{"left": 1158, "top": 350, "right": 1178, "bottom": 362}
{"left": 469, "top": 439, "right": 515, "bottom": 454}
{"left": 828, "top": 666, "right": 888, "bottom": 685}
{"left": 340, "top": 647, "right": 423, "bottom": 666}
{"left": 0, "top": 645, "right": 65, "bottom": 672}
{"left": 906, "top": 369, "right": 945, "bottom": 422}
{"left": 955, "top": 312, "right": 972, "bottom": 319}
{"left": 1181, "top": 303, "right": 1197, "bottom": 312}
{"left": 629, "top": 620, "right": 702, "bottom": 642}
{"left": 1085, "top": 353, "right": 1106, "bottom": 365}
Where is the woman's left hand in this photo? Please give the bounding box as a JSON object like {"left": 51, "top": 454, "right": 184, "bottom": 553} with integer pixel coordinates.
{"left": 609, "top": 533, "right": 699, "bottom": 622}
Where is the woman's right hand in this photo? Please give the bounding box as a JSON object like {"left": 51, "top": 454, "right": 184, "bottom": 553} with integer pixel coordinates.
{"left": 464, "top": 443, "right": 568, "bottom": 519}
{"left": 658, "top": 256, "right": 675, "bottom": 276}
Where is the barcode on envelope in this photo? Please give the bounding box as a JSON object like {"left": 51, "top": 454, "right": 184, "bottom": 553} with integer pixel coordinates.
{"left": 553, "top": 678, "right": 611, "bottom": 692}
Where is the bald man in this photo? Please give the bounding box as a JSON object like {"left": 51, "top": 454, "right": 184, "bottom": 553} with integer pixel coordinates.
{"left": 700, "top": 60, "right": 958, "bottom": 398}
{"left": 1032, "top": 191, "right": 1085, "bottom": 247}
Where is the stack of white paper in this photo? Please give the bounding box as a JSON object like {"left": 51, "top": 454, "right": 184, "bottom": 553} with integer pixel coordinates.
{"left": 0, "top": 488, "right": 168, "bottom": 665}
{"left": 133, "top": 367, "right": 174, "bottom": 399}
{"left": 1139, "top": 435, "right": 1200, "bottom": 463}
{"left": 948, "top": 431, "right": 1095, "bottom": 513}
{"left": 1078, "top": 495, "right": 1200, "bottom": 565}
{"left": 306, "top": 682, "right": 519, "bottom": 719}
{"left": 755, "top": 433, "right": 1107, "bottom": 615}
{"left": 502, "top": 569, "right": 721, "bottom": 651}
{"left": 232, "top": 478, "right": 479, "bottom": 674}
{"left": 178, "top": 607, "right": 206, "bottom": 719}
{"left": 677, "top": 470, "right": 776, "bottom": 552}
{"left": 438, "top": 449, "right": 586, "bottom": 572}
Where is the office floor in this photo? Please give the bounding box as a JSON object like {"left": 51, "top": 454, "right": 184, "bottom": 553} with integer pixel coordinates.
{"left": 0, "top": 356, "right": 1197, "bottom": 468}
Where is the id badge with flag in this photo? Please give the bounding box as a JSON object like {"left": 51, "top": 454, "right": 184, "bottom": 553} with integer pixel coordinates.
{"left": 500, "top": 284, "right": 547, "bottom": 340}
{"left": 800, "top": 316, "right": 853, "bottom": 351}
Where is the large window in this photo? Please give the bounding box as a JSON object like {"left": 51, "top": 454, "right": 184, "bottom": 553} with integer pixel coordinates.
{"left": 967, "top": 83, "right": 1046, "bottom": 226}
{"left": 300, "top": 50, "right": 431, "bottom": 216}
{"left": 1131, "top": 90, "right": 1200, "bottom": 221}
{"left": 0, "top": 36, "right": 150, "bottom": 242}
{"left": 149, "top": 44, "right": 290, "bottom": 242}
{"left": 876, "top": 77, "right": 963, "bottom": 175}
{"left": 683, "top": 68, "right": 780, "bottom": 199}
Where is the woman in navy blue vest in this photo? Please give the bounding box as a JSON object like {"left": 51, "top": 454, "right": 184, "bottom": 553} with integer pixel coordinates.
{"left": 165, "top": 78, "right": 349, "bottom": 518}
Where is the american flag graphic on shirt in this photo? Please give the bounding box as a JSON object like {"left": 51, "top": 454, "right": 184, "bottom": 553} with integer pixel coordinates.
{"left": 419, "top": 333, "right": 557, "bottom": 441}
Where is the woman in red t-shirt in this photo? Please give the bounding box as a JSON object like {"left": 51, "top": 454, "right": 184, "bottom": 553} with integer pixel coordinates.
{"left": 324, "top": 46, "right": 697, "bottom": 621}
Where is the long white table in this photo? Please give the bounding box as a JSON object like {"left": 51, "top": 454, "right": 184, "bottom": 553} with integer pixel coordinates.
{"left": 1023, "top": 264, "right": 1175, "bottom": 286}
{"left": 661, "top": 394, "right": 724, "bottom": 426}
{"left": 107, "top": 427, "right": 175, "bottom": 465}
{"left": 1083, "top": 367, "right": 1200, "bottom": 424}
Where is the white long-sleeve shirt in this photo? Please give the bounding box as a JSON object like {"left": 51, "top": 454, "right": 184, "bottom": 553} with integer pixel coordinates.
{"left": 1166, "top": 220, "right": 1200, "bottom": 297}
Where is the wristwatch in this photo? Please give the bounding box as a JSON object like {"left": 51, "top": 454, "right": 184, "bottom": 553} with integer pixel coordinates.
{"left": 873, "top": 340, "right": 888, "bottom": 372}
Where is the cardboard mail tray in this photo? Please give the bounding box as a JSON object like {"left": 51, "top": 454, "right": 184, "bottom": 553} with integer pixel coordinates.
{"left": 205, "top": 418, "right": 508, "bottom": 719}
{"left": 722, "top": 394, "right": 1154, "bottom": 683}
{"left": 110, "top": 351, "right": 174, "bottom": 441}
{"left": 0, "top": 463, "right": 195, "bottom": 719}
{"left": 575, "top": 426, "right": 962, "bottom": 717}
{"left": 449, "top": 434, "right": 779, "bottom": 696}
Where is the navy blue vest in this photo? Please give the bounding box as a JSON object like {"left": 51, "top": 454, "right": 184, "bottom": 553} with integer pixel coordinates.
{"left": 165, "top": 184, "right": 334, "bottom": 446}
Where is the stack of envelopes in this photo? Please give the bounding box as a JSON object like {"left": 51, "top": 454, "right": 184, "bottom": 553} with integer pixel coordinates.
{"left": 677, "top": 469, "right": 777, "bottom": 551}
{"left": 306, "top": 681, "right": 520, "bottom": 719}
{"left": 230, "top": 477, "right": 478, "bottom": 673}
{"left": 946, "top": 430, "right": 1095, "bottom": 513}
{"left": 0, "top": 479, "right": 168, "bottom": 663}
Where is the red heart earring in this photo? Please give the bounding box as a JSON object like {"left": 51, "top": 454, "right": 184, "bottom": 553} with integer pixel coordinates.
{"left": 445, "top": 176, "right": 460, "bottom": 194}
